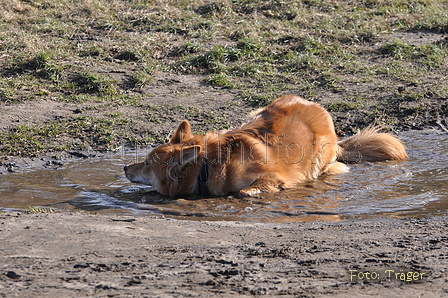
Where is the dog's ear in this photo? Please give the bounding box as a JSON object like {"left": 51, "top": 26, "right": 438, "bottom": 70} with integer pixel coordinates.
{"left": 179, "top": 145, "right": 201, "bottom": 165}
{"left": 170, "top": 120, "right": 193, "bottom": 143}
{"left": 169, "top": 145, "right": 201, "bottom": 182}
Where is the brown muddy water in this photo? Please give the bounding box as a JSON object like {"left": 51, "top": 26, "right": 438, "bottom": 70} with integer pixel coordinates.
{"left": 0, "top": 130, "right": 447, "bottom": 222}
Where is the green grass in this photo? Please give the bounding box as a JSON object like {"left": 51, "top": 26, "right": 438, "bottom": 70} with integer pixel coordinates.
{"left": 71, "top": 70, "right": 117, "bottom": 96}
{"left": 327, "top": 99, "right": 365, "bottom": 113}
{"left": 0, "top": 123, "right": 67, "bottom": 156}
{"left": 381, "top": 39, "right": 448, "bottom": 69}
{"left": 1, "top": 0, "right": 446, "bottom": 104}
{"left": 0, "top": 113, "right": 148, "bottom": 156}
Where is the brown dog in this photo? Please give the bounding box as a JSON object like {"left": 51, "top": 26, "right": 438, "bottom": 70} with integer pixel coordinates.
{"left": 124, "top": 95, "right": 407, "bottom": 197}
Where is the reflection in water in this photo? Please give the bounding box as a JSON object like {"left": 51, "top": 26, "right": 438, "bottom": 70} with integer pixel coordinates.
{"left": 0, "top": 130, "right": 447, "bottom": 222}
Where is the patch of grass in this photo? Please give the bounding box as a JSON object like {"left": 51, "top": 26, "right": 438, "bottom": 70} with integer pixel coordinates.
{"left": 129, "top": 69, "right": 153, "bottom": 89}
{"left": 79, "top": 44, "right": 102, "bottom": 57}
{"left": 0, "top": 123, "right": 67, "bottom": 156}
{"left": 206, "top": 72, "right": 238, "bottom": 88}
{"left": 0, "top": 78, "right": 18, "bottom": 103}
{"left": 0, "top": 112, "right": 152, "bottom": 156}
{"left": 66, "top": 115, "right": 130, "bottom": 148}
{"left": 114, "top": 48, "right": 143, "bottom": 62}
{"left": 382, "top": 40, "right": 448, "bottom": 68}
{"left": 71, "top": 70, "right": 117, "bottom": 96}
{"left": 168, "top": 104, "right": 198, "bottom": 118}
{"left": 326, "top": 96, "right": 368, "bottom": 112}
{"left": 127, "top": 130, "right": 167, "bottom": 146}
{"left": 239, "top": 89, "right": 278, "bottom": 107}
{"left": 7, "top": 51, "right": 63, "bottom": 82}
{"left": 177, "top": 41, "right": 203, "bottom": 56}
{"left": 179, "top": 44, "right": 242, "bottom": 73}
{"left": 382, "top": 39, "right": 417, "bottom": 60}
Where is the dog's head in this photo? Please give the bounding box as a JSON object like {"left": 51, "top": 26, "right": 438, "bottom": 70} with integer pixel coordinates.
{"left": 124, "top": 120, "right": 202, "bottom": 196}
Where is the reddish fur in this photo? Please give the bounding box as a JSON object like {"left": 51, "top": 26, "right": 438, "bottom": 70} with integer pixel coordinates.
{"left": 337, "top": 126, "right": 408, "bottom": 162}
{"left": 124, "top": 95, "right": 408, "bottom": 197}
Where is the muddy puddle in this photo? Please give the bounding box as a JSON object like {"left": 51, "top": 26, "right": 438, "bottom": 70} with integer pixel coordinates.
{"left": 0, "top": 130, "right": 447, "bottom": 222}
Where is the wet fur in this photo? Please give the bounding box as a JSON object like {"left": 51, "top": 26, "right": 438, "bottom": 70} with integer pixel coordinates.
{"left": 124, "top": 95, "right": 408, "bottom": 197}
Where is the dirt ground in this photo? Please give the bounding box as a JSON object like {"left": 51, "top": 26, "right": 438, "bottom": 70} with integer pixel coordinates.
{"left": 0, "top": 212, "right": 447, "bottom": 297}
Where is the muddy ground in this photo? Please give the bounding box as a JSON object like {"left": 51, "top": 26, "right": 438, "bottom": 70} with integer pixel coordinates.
{"left": 0, "top": 212, "right": 447, "bottom": 297}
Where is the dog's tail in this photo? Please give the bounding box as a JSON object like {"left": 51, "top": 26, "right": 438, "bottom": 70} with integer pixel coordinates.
{"left": 337, "top": 126, "right": 408, "bottom": 163}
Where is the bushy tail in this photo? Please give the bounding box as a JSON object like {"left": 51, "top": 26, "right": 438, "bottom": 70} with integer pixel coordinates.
{"left": 337, "top": 126, "right": 408, "bottom": 163}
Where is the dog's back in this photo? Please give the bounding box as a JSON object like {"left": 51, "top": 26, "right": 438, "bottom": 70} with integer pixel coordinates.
{"left": 224, "top": 95, "right": 407, "bottom": 192}
{"left": 224, "top": 95, "right": 349, "bottom": 185}
{"left": 241, "top": 95, "right": 407, "bottom": 164}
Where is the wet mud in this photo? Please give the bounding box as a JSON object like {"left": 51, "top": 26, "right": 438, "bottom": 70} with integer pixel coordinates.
{"left": 1, "top": 213, "right": 447, "bottom": 297}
